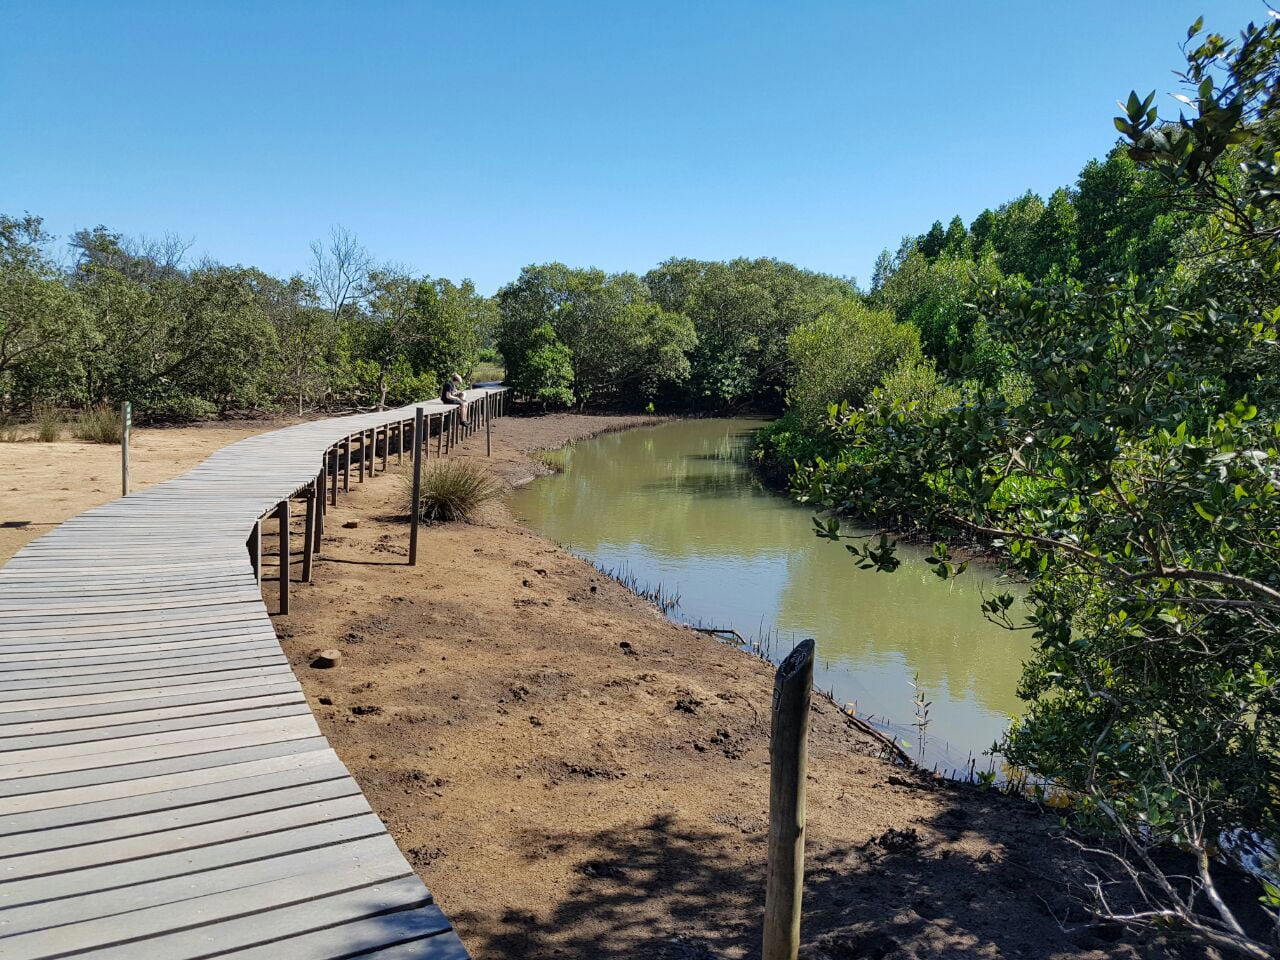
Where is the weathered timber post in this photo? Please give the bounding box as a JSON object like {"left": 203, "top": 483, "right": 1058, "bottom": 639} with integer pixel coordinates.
{"left": 330, "top": 448, "right": 338, "bottom": 505}
{"left": 120, "top": 401, "right": 131, "bottom": 496}
{"left": 409, "top": 407, "right": 424, "bottom": 566}
{"left": 381, "top": 424, "right": 388, "bottom": 472}
{"left": 423, "top": 413, "right": 430, "bottom": 462}
{"left": 302, "top": 483, "right": 316, "bottom": 583}
{"left": 342, "top": 436, "right": 351, "bottom": 492}
{"left": 314, "top": 468, "right": 325, "bottom": 553}
{"left": 277, "top": 499, "right": 290, "bottom": 615}
{"left": 357, "top": 431, "right": 365, "bottom": 482}
{"left": 763, "top": 638, "right": 815, "bottom": 960}
{"left": 486, "top": 394, "right": 493, "bottom": 457}
{"left": 247, "top": 520, "right": 261, "bottom": 582}
{"left": 367, "top": 427, "right": 375, "bottom": 475}
{"left": 397, "top": 421, "right": 404, "bottom": 465}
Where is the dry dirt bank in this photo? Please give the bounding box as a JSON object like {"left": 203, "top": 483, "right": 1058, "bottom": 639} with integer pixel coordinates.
{"left": 263, "top": 412, "right": 1168, "bottom": 960}
{"left": 0, "top": 419, "right": 296, "bottom": 563}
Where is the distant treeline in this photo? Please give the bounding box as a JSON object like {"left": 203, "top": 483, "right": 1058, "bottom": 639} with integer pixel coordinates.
{"left": 0, "top": 140, "right": 1193, "bottom": 424}
{"left": 0, "top": 221, "right": 497, "bottom": 421}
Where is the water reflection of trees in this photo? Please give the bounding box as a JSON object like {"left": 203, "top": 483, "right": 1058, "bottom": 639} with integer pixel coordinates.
{"left": 775, "top": 538, "right": 1028, "bottom": 718}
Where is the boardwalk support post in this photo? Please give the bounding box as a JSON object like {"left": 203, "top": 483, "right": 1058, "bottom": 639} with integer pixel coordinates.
{"left": 120, "top": 401, "right": 131, "bottom": 496}
{"left": 302, "top": 483, "right": 316, "bottom": 583}
{"left": 316, "top": 470, "right": 326, "bottom": 551}
{"left": 409, "top": 407, "right": 424, "bottom": 566}
{"left": 486, "top": 394, "right": 492, "bottom": 457}
{"left": 277, "top": 499, "right": 290, "bottom": 615}
{"left": 763, "top": 638, "right": 815, "bottom": 960}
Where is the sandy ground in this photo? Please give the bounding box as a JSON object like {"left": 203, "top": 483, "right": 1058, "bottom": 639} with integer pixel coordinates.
{"left": 0, "top": 419, "right": 294, "bottom": 563}
{"left": 249, "top": 413, "right": 1171, "bottom": 960}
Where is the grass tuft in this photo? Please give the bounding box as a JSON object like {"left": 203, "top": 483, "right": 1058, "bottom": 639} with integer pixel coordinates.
{"left": 530, "top": 450, "right": 565, "bottom": 473}
{"left": 33, "top": 403, "right": 62, "bottom": 443}
{"left": 403, "top": 459, "right": 504, "bottom": 523}
{"left": 74, "top": 403, "right": 124, "bottom": 444}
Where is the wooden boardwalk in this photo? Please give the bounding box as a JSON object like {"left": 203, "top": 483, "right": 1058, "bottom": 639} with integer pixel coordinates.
{"left": 0, "top": 389, "right": 506, "bottom": 960}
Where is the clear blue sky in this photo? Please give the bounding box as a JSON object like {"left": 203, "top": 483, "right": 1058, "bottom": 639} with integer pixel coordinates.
{"left": 0, "top": 1, "right": 1266, "bottom": 292}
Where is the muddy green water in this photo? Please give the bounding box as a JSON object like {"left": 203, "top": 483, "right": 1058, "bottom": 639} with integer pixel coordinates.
{"left": 509, "top": 418, "right": 1030, "bottom": 769}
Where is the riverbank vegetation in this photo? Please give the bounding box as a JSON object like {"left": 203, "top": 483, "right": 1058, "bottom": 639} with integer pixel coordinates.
{"left": 785, "top": 16, "right": 1279, "bottom": 957}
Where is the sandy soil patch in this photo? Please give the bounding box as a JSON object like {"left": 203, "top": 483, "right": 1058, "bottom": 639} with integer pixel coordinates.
{"left": 0, "top": 419, "right": 295, "bottom": 562}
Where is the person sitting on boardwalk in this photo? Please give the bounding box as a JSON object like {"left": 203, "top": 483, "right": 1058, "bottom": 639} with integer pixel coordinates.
{"left": 442, "top": 372, "right": 469, "bottom": 423}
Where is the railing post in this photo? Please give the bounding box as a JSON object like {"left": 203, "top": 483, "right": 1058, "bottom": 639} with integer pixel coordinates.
{"left": 314, "top": 468, "right": 325, "bottom": 553}
{"left": 330, "top": 447, "right": 338, "bottom": 505}
{"left": 357, "top": 431, "right": 365, "bottom": 482}
{"left": 763, "top": 638, "right": 815, "bottom": 960}
{"left": 120, "top": 401, "right": 131, "bottom": 497}
{"left": 486, "top": 394, "right": 492, "bottom": 457}
{"left": 381, "top": 424, "right": 388, "bottom": 472}
{"left": 277, "top": 499, "right": 290, "bottom": 615}
{"left": 409, "top": 407, "right": 424, "bottom": 566}
{"left": 343, "top": 436, "right": 351, "bottom": 492}
{"left": 302, "top": 482, "right": 316, "bottom": 583}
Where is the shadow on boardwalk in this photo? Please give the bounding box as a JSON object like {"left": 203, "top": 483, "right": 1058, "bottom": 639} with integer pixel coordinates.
{"left": 446, "top": 798, "right": 1178, "bottom": 960}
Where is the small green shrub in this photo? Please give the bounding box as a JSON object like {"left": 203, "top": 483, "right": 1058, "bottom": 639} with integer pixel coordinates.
{"left": 74, "top": 403, "right": 124, "bottom": 444}
{"left": 403, "top": 459, "right": 504, "bottom": 523}
{"left": 33, "top": 403, "right": 62, "bottom": 442}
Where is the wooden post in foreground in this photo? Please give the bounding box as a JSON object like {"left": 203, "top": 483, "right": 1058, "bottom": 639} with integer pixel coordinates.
{"left": 120, "top": 401, "right": 131, "bottom": 496}
{"left": 408, "top": 407, "right": 424, "bottom": 566}
{"left": 486, "top": 394, "right": 492, "bottom": 456}
{"left": 763, "top": 638, "right": 815, "bottom": 960}
{"left": 277, "top": 499, "right": 290, "bottom": 615}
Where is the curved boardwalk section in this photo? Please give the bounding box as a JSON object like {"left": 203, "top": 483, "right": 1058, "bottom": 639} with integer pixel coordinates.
{"left": 0, "top": 390, "right": 504, "bottom": 960}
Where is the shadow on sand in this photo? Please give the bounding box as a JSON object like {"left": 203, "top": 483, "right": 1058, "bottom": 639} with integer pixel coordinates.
{"left": 443, "top": 792, "right": 1184, "bottom": 960}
